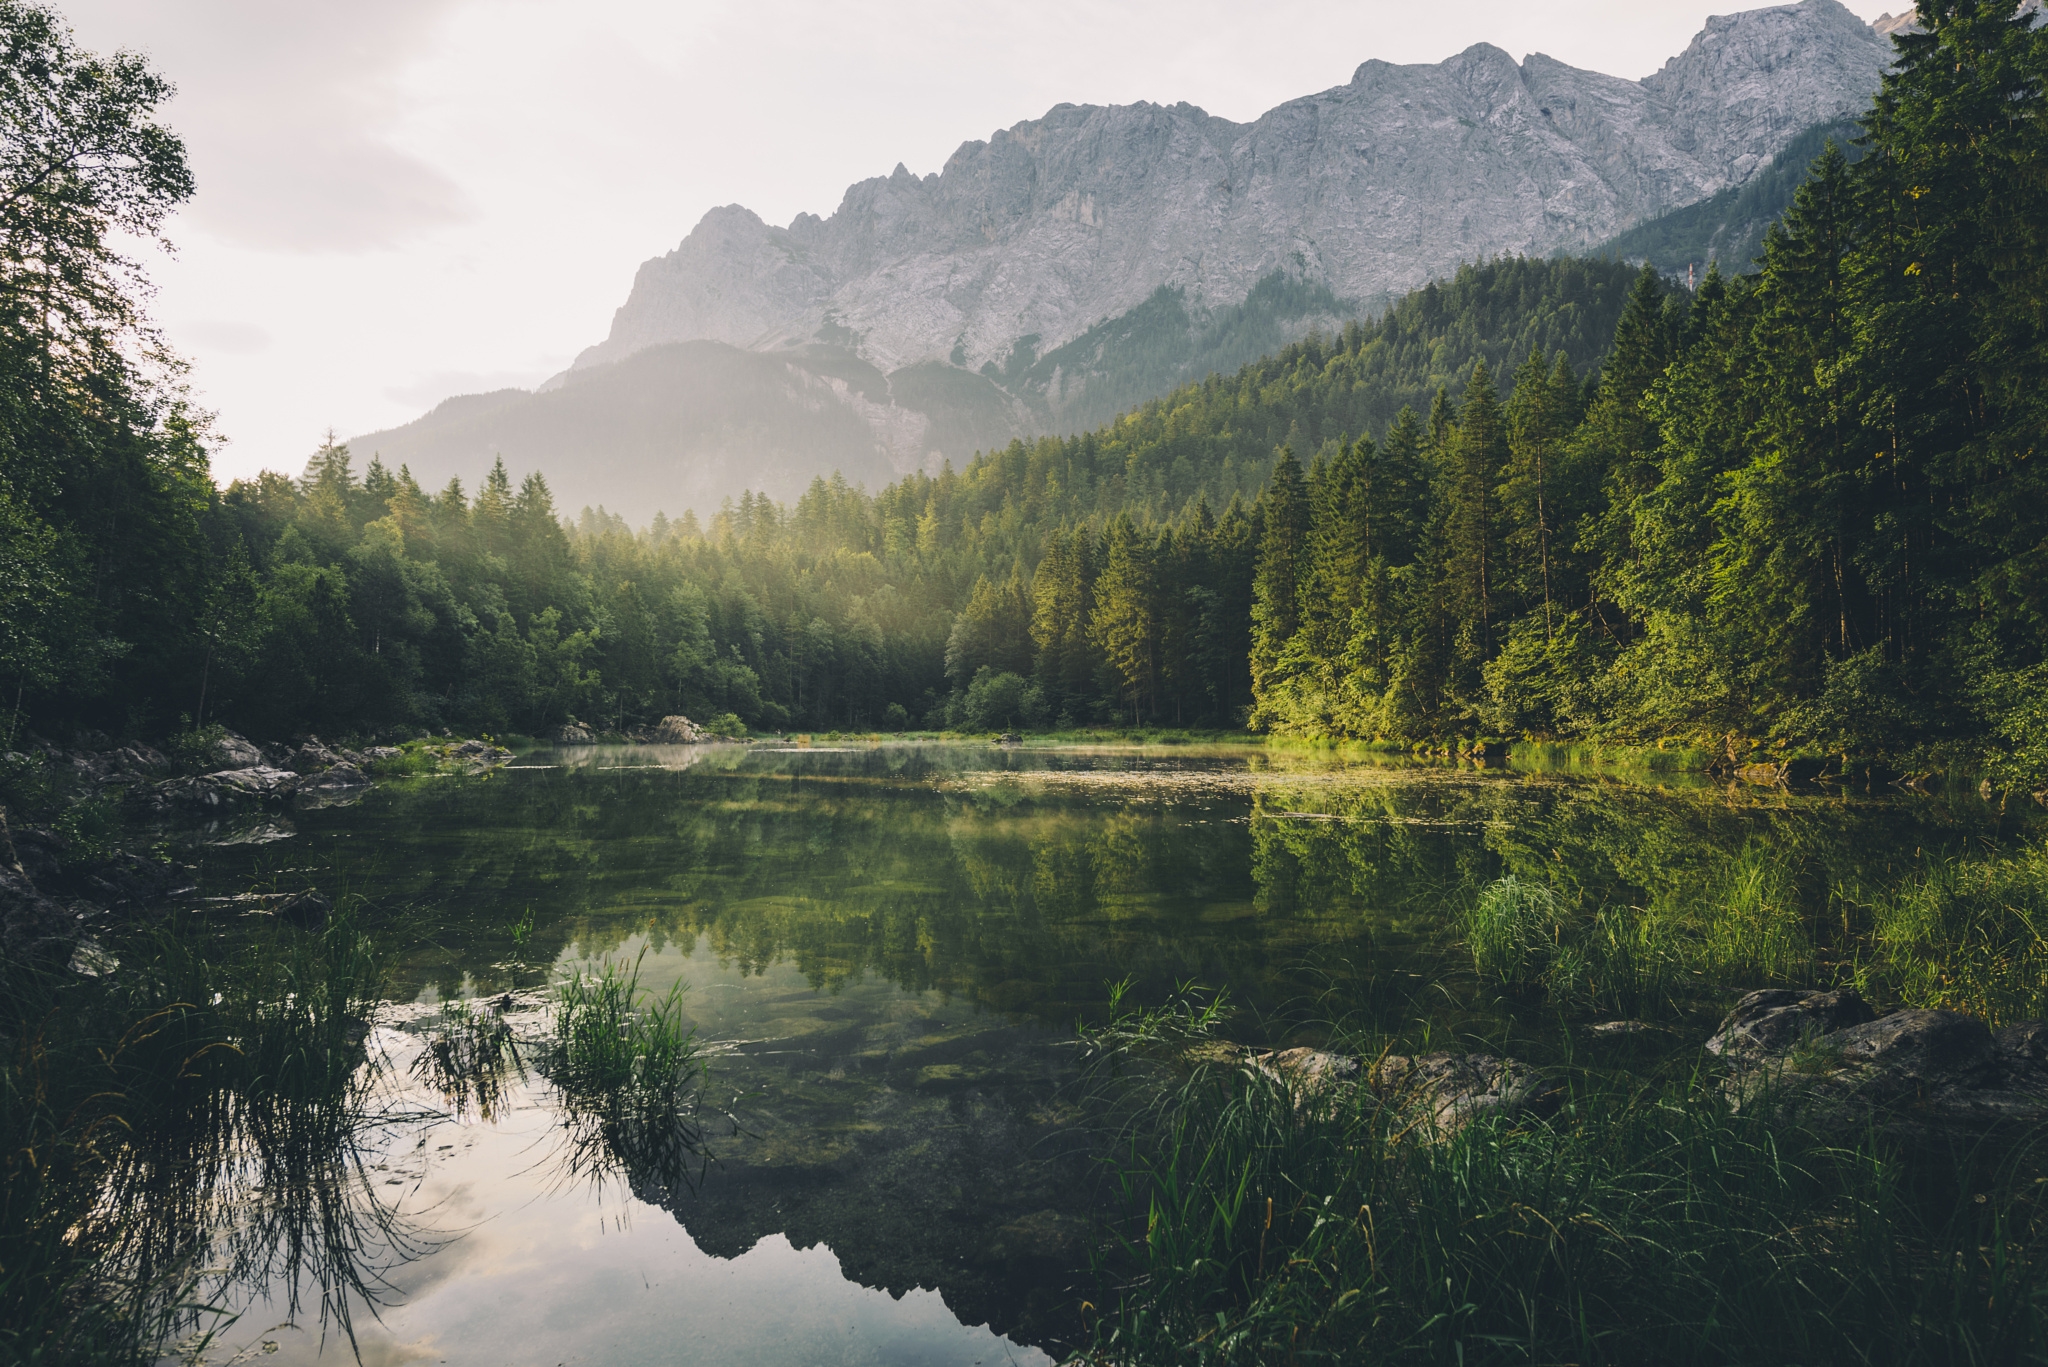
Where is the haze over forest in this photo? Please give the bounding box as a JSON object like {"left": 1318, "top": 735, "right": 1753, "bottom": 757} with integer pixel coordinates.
{"left": 350, "top": 0, "right": 1902, "bottom": 521}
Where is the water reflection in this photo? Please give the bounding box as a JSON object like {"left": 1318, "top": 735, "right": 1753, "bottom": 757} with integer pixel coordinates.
{"left": 173, "top": 743, "right": 2044, "bottom": 1363}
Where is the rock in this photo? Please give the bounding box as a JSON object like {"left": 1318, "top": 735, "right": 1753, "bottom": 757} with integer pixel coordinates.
{"left": 1589, "top": 1019, "right": 1661, "bottom": 1037}
{"left": 363, "top": 745, "right": 403, "bottom": 762}
{"left": 0, "top": 864, "right": 75, "bottom": 961}
{"left": 306, "top": 762, "right": 370, "bottom": 788}
{"left": 1253, "top": 1047, "right": 1364, "bottom": 1094}
{"left": 215, "top": 731, "right": 266, "bottom": 769}
{"left": 1705, "top": 987, "right": 1876, "bottom": 1058}
{"left": 553, "top": 722, "right": 595, "bottom": 745}
{"left": 285, "top": 740, "right": 342, "bottom": 773}
{"left": 157, "top": 766, "right": 302, "bottom": 809}
{"left": 1369, "top": 1052, "right": 1563, "bottom": 1136}
{"left": 275, "top": 890, "right": 333, "bottom": 927}
{"left": 652, "top": 715, "right": 710, "bottom": 743}
{"left": 1715, "top": 992, "right": 2048, "bottom": 1142}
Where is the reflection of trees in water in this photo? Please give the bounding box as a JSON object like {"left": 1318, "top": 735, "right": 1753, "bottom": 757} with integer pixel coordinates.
{"left": 286, "top": 754, "right": 2047, "bottom": 1031}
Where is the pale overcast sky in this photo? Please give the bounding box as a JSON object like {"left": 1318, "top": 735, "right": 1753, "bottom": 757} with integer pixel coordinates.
{"left": 54, "top": 0, "right": 1900, "bottom": 486}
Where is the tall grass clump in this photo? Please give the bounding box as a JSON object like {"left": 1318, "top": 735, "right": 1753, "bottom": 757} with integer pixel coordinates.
{"left": 1, "top": 911, "right": 403, "bottom": 1365}
{"left": 1463, "top": 843, "right": 1822, "bottom": 1013}
{"left": 1696, "top": 841, "right": 1812, "bottom": 982}
{"left": 544, "top": 953, "right": 709, "bottom": 1196}
{"left": 1867, "top": 844, "right": 2048, "bottom": 1024}
{"left": 1462, "top": 874, "right": 1566, "bottom": 981}
{"left": 1078, "top": 1005, "right": 2048, "bottom": 1365}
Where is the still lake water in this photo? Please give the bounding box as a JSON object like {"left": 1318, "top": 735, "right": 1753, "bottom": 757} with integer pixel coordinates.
{"left": 179, "top": 742, "right": 2042, "bottom": 1366}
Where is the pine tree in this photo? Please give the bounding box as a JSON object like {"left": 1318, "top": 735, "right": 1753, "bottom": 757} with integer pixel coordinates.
{"left": 1249, "top": 447, "right": 1309, "bottom": 705}
{"left": 1089, "top": 513, "right": 1157, "bottom": 724}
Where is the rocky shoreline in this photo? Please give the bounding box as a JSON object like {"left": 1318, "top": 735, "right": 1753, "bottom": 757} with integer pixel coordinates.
{"left": 1237, "top": 986, "right": 2048, "bottom": 1145}
{"left": 0, "top": 728, "right": 512, "bottom": 961}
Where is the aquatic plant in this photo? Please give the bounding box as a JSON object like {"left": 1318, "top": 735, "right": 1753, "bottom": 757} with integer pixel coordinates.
{"left": 412, "top": 998, "right": 524, "bottom": 1122}
{"left": 1461, "top": 874, "right": 1566, "bottom": 981}
{"left": 0, "top": 910, "right": 419, "bottom": 1365}
{"left": 1080, "top": 1029, "right": 2048, "bottom": 1365}
{"left": 544, "top": 953, "right": 710, "bottom": 1197}
{"left": 1867, "top": 844, "right": 2048, "bottom": 1025}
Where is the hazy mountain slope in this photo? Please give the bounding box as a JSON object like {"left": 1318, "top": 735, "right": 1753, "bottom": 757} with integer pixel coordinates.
{"left": 1598, "top": 117, "right": 1867, "bottom": 275}
{"left": 356, "top": 0, "right": 1899, "bottom": 519}
{"left": 355, "top": 272, "right": 1348, "bottom": 517}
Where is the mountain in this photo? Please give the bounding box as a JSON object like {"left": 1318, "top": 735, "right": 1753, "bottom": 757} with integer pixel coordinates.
{"left": 353, "top": 0, "right": 1895, "bottom": 521}
{"left": 1597, "top": 116, "right": 1868, "bottom": 276}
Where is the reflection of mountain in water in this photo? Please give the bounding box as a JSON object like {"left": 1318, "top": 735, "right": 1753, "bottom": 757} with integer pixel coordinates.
{"left": 630, "top": 972, "right": 1093, "bottom": 1351}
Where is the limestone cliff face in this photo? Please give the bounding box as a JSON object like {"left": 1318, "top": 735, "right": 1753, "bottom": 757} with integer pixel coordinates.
{"left": 575, "top": 0, "right": 1891, "bottom": 378}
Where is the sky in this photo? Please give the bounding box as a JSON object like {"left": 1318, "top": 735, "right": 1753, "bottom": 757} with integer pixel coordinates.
{"left": 54, "top": 0, "right": 1902, "bottom": 486}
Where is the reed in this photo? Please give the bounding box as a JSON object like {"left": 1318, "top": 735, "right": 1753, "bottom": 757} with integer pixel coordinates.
{"left": 1078, "top": 998, "right": 2048, "bottom": 1366}
{"left": 0, "top": 910, "right": 403, "bottom": 1365}
{"left": 544, "top": 952, "right": 710, "bottom": 1197}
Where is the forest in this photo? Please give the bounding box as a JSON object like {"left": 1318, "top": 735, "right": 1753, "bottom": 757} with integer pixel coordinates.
{"left": 3, "top": 1, "right": 2045, "bottom": 786}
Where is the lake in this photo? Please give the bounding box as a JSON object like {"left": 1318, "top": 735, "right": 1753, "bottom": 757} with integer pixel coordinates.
{"left": 174, "top": 742, "right": 2042, "bottom": 1366}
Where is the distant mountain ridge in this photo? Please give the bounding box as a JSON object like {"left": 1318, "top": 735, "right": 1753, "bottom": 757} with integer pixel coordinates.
{"left": 354, "top": 0, "right": 1898, "bottom": 520}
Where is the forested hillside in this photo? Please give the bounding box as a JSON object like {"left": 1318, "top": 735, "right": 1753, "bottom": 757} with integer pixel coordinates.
{"left": 4, "top": 1, "right": 2045, "bottom": 788}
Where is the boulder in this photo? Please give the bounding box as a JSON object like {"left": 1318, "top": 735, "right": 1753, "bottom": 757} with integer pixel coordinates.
{"left": 1253, "top": 1046, "right": 1363, "bottom": 1094}
{"left": 1705, "top": 987, "right": 1876, "bottom": 1057}
{"left": 215, "top": 731, "right": 265, "bottom": 769}
{"left": 652, "top": 715, "right": 709, "bottom": 743}
{"left": 285, "top": 740, "right": 343, "bottom": 773}
{"left": 306, "top": 762, "right": 370, "bottom": 788}
{"left": 1369, "top": 1052, "right": 1563, "bottom": 1136}
{"left": 1714, "top": 991, "right": 2048, "bottom": 1141}
{"left": 554, "top": 722, "right": 596, "bottom": 744}
{"left": 157, "top": 765, "right": 301, "bottom": 809}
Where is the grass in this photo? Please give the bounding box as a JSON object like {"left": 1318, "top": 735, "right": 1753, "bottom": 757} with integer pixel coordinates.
{"left": 544, "top": 952, "right": 710, "bottom": 1198}
{"left": 1864, "top": 843, "right": 2048, "bottom": 1025}
{"left": 0, "top": 909, "right": 395, "bottom": 1365}
{"left": 1461, "top": 874, "right": 1566, "bottom": 981}
{"left": 412, "top": 998, "right": 523, "bottom": 1122}
{"left": 1077, "top": 995, "right": 2048, "bottom": 1366}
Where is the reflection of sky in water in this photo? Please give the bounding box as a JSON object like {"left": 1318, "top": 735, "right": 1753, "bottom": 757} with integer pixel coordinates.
{"left": 211, "top": 1011, "right": 1051, "bottom": 1367}
{"left": 187, "top": 742, "right": 2038, "bottom": 1365}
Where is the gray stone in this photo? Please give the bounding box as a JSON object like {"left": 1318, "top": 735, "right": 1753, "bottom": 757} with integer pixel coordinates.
{"left": 285, "top": 741, "right": 342, "bottom": 774}
{"left": 1705, "top": 987, "right": 1876, "bottom": 1057}
{"left": 652, "top": 715, "right": 711, "bottom": 743}
{"left": 307, "top": 762, "right": 370, "bottom": 788}
{"left": 215, "top": 732, "right": 265, "bottom": 769}
{"left": 1369, "top": 1052, "right": 1563, "bottom": 1136}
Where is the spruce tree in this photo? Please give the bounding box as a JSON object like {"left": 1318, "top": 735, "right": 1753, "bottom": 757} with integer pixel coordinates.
{"left": 1249, "top": 447, "right": 1309, "bottom": 705}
